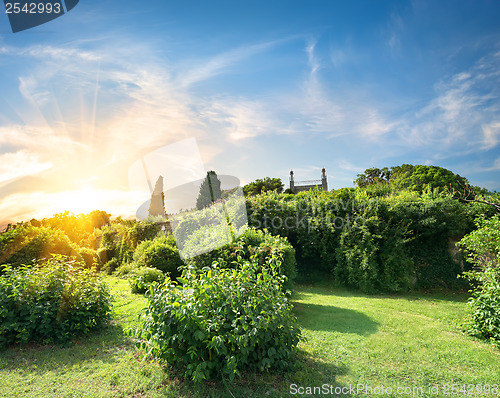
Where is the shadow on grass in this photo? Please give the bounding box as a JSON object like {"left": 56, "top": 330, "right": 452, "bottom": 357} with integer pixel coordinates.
{"left": 0, "top": 322, "right": 133, "bottom": 373}
{"left": 164, "top": 349, "right": 351, "bottom": 398}
{"left": 293, "top": 301, "right": 379, "bottom": 335}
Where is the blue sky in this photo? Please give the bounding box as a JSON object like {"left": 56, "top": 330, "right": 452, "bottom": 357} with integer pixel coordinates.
{"left": 1, "top": 0, "right": 500, "bottom": 223}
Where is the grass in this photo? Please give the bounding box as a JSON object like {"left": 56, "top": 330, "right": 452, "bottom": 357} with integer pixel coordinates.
{"left": 1, "top": 277, "right": 499, "bottom": 397}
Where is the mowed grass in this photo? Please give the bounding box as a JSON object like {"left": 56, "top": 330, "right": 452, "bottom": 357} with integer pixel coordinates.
{"left": 0, "top": 277, "right": 499, "bottom": 397}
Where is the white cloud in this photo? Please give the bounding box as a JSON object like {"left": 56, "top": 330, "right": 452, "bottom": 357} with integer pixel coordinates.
{"left": 401, "top": 51, "right": 500, "bottom": 152}
{"left": 481, "top": 122, "right": 500, "bottom": 150}
{"left": 0, "top": 151, "right": 52, "bottom": 183}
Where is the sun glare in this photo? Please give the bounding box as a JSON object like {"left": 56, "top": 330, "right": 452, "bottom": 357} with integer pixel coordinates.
{"left": 51, "top": 186, "right": 105, "bottom": 215}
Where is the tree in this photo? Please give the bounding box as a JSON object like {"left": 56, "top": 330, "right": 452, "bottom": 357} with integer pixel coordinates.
{"left": 243, "top": 177, "right": 284, "bottom": 196}
{"left": 196, "top": 171, "right": 222, "bottom": 210}
{"left": 391, "top": 164, "right": 468, "bottom": 192}
{"left": 354, "top": 167, "right": 391, "bottom": 188}
{"left": 449, "top": 179, "right": 500, "bottom": 213}
{"left": 354, "top": 164, "right": 468, "bottom": 193}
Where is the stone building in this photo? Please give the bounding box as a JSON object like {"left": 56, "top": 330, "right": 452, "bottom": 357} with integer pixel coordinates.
{"left": 289, "top": 168, "right": 328, "bottom": 194}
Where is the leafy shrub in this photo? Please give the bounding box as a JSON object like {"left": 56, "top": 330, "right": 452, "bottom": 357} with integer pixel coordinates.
{"left": 136, "top": 256, "right": 301, "bottom": 381}
{"left": 334, "top": 203, "right": 414, "bottom": 293}
{"left": 34, "top": 210, "right": 110, "bottom": 248}
{"left": 185, "top": 228, "right": 297, "bottom": 289}
{"left": 96, "top": 225, "right": 118, "bottom": 267}
{"left": 101, "top": 258, "right": 120, "bottom": 275}
{"left": 0, "top": 255, "right": 112, "bottom": 347}
{"left": 0, "top": 225, "right": 78, "bottom": 268}
{"left": 118, "top": 219, "right": 163, "bottom": 249}
{"left": 129, "top": 267, "right": 165, "bottom": 294}
{"left": 114, "top": 263, "right": 134, "bottom": 277}
{"left": 458, "top": 216, "right": 500, "bottom": 343}
{"left": 133, "top": 235, "right": 183, "bottom": 278}
{"left": 78, "top": 247, "right": 97, "bottom": 268}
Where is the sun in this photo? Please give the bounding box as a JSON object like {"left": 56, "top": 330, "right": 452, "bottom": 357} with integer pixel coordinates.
{"left": 50, "top": 185, "right": 106, "bottom": 215}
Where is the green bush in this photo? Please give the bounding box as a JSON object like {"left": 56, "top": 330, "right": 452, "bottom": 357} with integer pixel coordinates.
{"left": 185, "top": 228, "right": 297, "bottom": 290}
{"left": 133, "top": 235, "right": 183, "bottom": 278}
{"left": 246, "top": 190, "right": 490, "bottom": 292}
{"left": 114, "top": 263, "right": 134, "bottom": 277}
{"left": 0, "top": 255, "right": 112, "bottom": 347}
{"left": 0, "top": 225, "right": 78, "bottom": 268}
{"left": 101, "top": 257, "right": 120, "bottom": 275}
{"left": 118, "top": 220, "right": 163, "bottom": 249}
{"left": 334, "top": 202, "right": 414, "bottom": 293}
{"left": 78, "top": 247, "right": 97, "bottom": 268}
{"left": 136, "top": 256, "right": 301, "bottom": 381}
{"left": 129, "top": 267, "right": 165, "bottom": 294}
{"left": 458, "top": 216, "right": 500, "bottom": 343}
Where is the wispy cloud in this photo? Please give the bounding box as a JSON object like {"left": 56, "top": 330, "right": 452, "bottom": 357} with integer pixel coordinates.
{"left": 481, "top": 122, "right": 500, "bottom": 150}
{"left": 178, "top": 40, "right": 283, "bottom": 88}
{"left": 387, "top": 12, "right": 404, "bottom": 51}
{"left": 401, "top": 50, "right": 500, "bottom": 152}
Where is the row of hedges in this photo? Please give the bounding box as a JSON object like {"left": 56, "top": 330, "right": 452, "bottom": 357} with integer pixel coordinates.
{"left": 246, "top": 189, "right": 496, "bottom": 292}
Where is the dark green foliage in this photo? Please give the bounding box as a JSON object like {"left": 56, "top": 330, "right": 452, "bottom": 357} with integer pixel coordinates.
{"left": 196, "top": 170, "right": 222, "bottom": 210}
{"left": 101, "top": 258, "right": 120, "bottom": 275}
{"left": 0, "top": 225, "right": 78, "bottom": 268}
{"left": 133, "top": 235, "right": 183, "bottom": 278}
{"left": 354, "top": 164, "right": 468, "bottom": 193}
{"left": 136, "top": 256, "right": 301, "bottom": 381}
{"left": 0, "top": 256, "right": 111, "bottom": 347}
{"left": 334, "top": 201, "right": 414, "bottom": 293}
{"left": 243, "top": 177, "right": 284, "bottom": 196}
{"left": 94, "top": 220, "right": 164, "bottom": 270}
{"left": 185, "top": 228, "right": 297, "bottom": 290}
{"left": 354, "top": 167, "right": 391, "bottom": 188}
{"left": 117, "top": 219, "right": 163, "bottom": 249}
{"left": 458, "top": 216, "right": 500, "bottom": 343}
{"left": 246, "top": 190, "right": 490, "bottom": 292}
{"left": 391, "top": 164, "right": 468, "bottom": 192}
{"left": 116, "top": 239, "right": 134, "bottom": 265}
{"left": 78, "top": 247, "right": 97, "bottom": 268}
{"left": 129, "top": 267, "right": 165, "bottom": 294}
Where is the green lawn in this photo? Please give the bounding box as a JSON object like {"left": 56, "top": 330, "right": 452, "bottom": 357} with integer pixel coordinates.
{"left": 1, "top": 277, "right": 499, "bottom": 397}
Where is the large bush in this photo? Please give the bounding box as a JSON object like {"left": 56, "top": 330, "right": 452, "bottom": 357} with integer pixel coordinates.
{"left": 34, "top": 210, "right": 110, "bottom": 248}
{"left": 133, "top": 235, "right": 183, "bottom": 278}
{"left": 458, "top": 216, "right": 500, "bottom": 343}
{"left": 0, "top": 256, "right": 112, "bottom": 347}
{"left": 0, "top": 225, "right": 78, "bottom": 268}
{"left": 136, "top": 256, "right": 301, "bottom": 381}
{"left": 185, "top": 227, "right": 297, "bottom": 289}
{"left": 129, "top": 267, "right": 165, "bottom": 294}
{"left": 334, "top": 201, "right": 414, "bottom": 293}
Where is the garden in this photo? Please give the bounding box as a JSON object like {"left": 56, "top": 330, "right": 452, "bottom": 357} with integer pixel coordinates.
{"left": 1, "top": 165, "right": 500, "bottom": 397}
